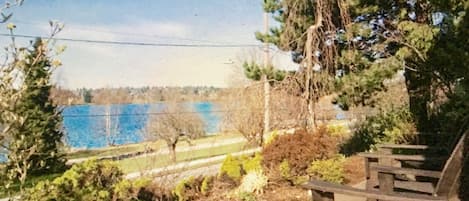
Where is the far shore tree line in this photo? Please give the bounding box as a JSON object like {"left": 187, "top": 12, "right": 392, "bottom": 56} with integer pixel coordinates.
{"left": 50, "top": 86, "right": 224, "bottom": 105}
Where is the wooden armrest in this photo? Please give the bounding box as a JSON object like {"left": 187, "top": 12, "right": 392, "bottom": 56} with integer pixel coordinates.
{"left": 377, "top": 144, "right": 446, "bottom": 151}
{"left": 302, "top": 180, "right": 446, "bottom": 201}
{"left": 359, "top": 152, "right": 446, "bottom": 162}
{"left": 377, "top": 144, "right": 430, "bottom": 150}
{"left": 370, "top": 164, "right": 441, "bottom": 178}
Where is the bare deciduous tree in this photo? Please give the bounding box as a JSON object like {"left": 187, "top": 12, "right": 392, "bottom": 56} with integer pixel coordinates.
{"left": 146, "top": 103, "right": 205, "bottom": 162}
{"left": 222, "top": 85, "right": 265, "bottom": 146}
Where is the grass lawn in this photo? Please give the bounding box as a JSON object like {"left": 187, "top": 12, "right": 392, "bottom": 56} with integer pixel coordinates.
{"left": 116, "top": 142, "right": 250, "bottom": 173}
{"left": 0, "top": 172, "right": 62, "bottom": 198}
{"left": 67, "top": 132, "right": 243, "bottom": 160}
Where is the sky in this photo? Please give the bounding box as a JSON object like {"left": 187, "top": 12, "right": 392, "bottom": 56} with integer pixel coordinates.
{"left": 2, "top": 0, "right": 298, "bottom": 89}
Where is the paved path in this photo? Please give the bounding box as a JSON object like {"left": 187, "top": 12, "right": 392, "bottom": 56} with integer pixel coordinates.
{"left": 125, "top": 148, "right": 260, "bottom": 179}
{"left": 67, "top": 137, "right": 246, "bottom": 164}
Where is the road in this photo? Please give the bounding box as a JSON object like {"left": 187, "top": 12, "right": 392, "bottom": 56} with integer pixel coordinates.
{"left": 67, "top": 137, "right": 246, "bottom": 164}
{"left": 124, "top": 148, "right": 260, "bottom": 179}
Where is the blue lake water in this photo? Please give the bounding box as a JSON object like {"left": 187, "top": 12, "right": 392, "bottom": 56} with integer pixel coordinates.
{"left": 62, "top": 102, "right": 221, "bottom": 149}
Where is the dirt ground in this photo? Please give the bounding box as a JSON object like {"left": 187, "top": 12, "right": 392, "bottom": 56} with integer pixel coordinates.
{"left": 196, "top": 155, "right": 365, "bottom": 201}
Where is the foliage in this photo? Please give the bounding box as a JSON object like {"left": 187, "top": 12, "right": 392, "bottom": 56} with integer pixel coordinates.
{"left": 257, "top": 0, "right": 316, "bottom": 63}
{"left": 262, "top": 127, "right": 338, "bottom": 177}
{"left": 200, "top": 176, "right": 213, "bottom": 196}
{"left": 146, "top": 102, "right": 205, "bottom": 162}
{"left": 241, "top": 153, "right": 263, "bottom": 173}
{"left": 22, "top": 160, "right": 147, "bottom": 201}
{"left": 264, "top": 130, "right": 279, "bottom": 146}
{"left": 135, "top": 182, "right": 175, "bottom": 201}
{"left": 279, "top": 160, "right": 291, "bottom": 181}
{"left": 259, "top": 0, "right": 468, "bottom": 135}
{"left": 276, "top": 159, "right": 308, "bottom": 185}
{"left": 219, "top": 153, "right": 264, "bottom": 183}
{"left": 219, "top": 154, "right": 243, "bottom": 181}
{"left": 327, "top": 124, "right": 349, "bottom": 137}
{"left": 4, "top": 39, "right": 67, "bottom": 177}
{"left": 173, "top": 177, "right": 193, "bottom": 201}
{"left": 235, "top": 191, "right": 257, "bottom": 201}
{"left": 1, "top": 17, "right": 67, "bottom": 193}
{"left": 340, "top": 107, "right": 417, "bottom": 155}
{"left": 243, "top": 62, "right": 286, "bottom": 83}
{"left": 334, "top": 57, "right": 402, "bottom": 110}
{"left": 237, "top": 170, "right": 268, "bottom": 195}
{"left": 308, "top": 155, "right": 346, "bottom": 184}
{"left": 173, "top": 176, "right": 206, "bottom": 201}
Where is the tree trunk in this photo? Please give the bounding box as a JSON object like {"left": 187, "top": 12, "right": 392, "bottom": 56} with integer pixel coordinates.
{"left": 168, "top": 143, "right": 177, "bottom": 163}
{"left": 305, "top": 27, "right": 316, "bottom": 131}
{"left": 404, "top": 68, "right": 431, "bottom": 131}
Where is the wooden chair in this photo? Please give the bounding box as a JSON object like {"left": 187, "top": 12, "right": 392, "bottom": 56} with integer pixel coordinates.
{"left": 359, "top": 142, "right": 448, "bottom": 195}
{"left": 302, "top": 129, "right": 467, "bottom": 201}
{"left": 360, "top": 128, "right": 466, "bottom": 196}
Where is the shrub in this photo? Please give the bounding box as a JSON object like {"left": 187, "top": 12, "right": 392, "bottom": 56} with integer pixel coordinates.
{"left": 200, "top": 176, "right": 213, "bottom": 196}
{"left": 308, "top": 155, "right": 346, "bottom": 184}
{"left": 220, "top": 153, "right": 263, "bottom": 182}
{"left": 219, "top": 154, "right": 243, "bottom": 181}
{"left": 242, "top": 153, "right": 263, "bottom": 173}
{"left": 327, "top": 124, "right": 349, "bottom": 137}
{"left": 173, "top": 176, "right": 197, "bottom": 201}
{"left": 236, "top": 191, "right": 257, "bottom": 201}
{"left": 173, "top": 176, "right": 207, "bottom": 201}
{"left": 22, "top": 160, "right": 144, "bottom": 201}
{"left": 264, "top": 130, "right": 280, "bottom": 146}
{"left": 262, "top": 126, "right": 338, "bottom": 176}
{"left": 279, "top": 160, "right": 291, "bottom": 181}
{"left": 237, "top": 170, "right": 268, "bottom": 195}
{"left": 137, "top": 183, "right": 175, "bottom": 201}
{"left": 114, "top": 178, "right": 151, "bottom": 200}
{"left": 340, "top": 107, "right": 416, "bottom": 155}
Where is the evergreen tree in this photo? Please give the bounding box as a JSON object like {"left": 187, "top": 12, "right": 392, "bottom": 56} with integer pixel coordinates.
{"left": 6, "top": 39, "right": 66, "bottom": 178}
{"left": 258, "top": 0, "right": 468, "bottom": 132}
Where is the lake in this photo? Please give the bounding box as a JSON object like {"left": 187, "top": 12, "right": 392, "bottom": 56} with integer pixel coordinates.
{"left": 62, "top": 102, "right": 221, "bottom": 149}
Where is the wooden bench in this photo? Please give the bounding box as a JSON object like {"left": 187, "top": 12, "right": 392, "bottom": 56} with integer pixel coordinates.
{"left": 302, "top": 129, "right": 467, "bottom": 201}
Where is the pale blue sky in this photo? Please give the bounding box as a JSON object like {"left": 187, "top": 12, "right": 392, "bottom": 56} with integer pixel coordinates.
{"left": 3, "top": 0, "right": 297, "bottom": 89}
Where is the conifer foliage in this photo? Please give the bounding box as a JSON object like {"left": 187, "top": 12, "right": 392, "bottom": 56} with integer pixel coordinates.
{"left": 6, "top": 39, "right": 66, "bottom": 175}
{"left": 1, "top": 37, "right": 66, "bottom": 191}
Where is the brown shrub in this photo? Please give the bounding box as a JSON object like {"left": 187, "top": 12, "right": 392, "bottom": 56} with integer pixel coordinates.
{"left": 136, "top": 183, "right": 175, "bottom": 201}
{"left": 342, "top": 155, "right": 365, "bottom": 185}
{"left": 262, "top": 126, "right": 339, "bottom": 177}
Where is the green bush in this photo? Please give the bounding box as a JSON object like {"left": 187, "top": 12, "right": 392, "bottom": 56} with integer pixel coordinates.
{"left": 327, "top": 124, "right": 349, "bottom": 137}
{"left": 277, "top": 159, "right": 309, "bottom": 185}
{"left": 236, "top": 191, "right": 257, "bottom": 201}
{"left": 228, "top": 170, "right": 267, "bottom": 201}
{"left": 264, "top": 130, "right": 280, "bottom": 146}
{"left": 173, "top": 176, "right": 205, "bottom": 201}
{"left": 219, "top": 154, "right": 243, "bottom": 181}
{"left": 237, "top": 170, "right": 268, "bottom": 195}
{"left": 340, "top": 107, "right": 417, "bottom": 155}
{"left": 173, "top": 176, "right": 194, "bottom": 201}
{"left": 220, "top": 153, "right": 263, "bottom": 182}
{"left": 22, "top": 160, "right": 148, "bottom": 201}
{"left": 307, "top": 155, "right": 346, "bottom": 184}
{"left": 242, "top": 153, "right": 263, "bottom": 173}
{"left": 279, "top": 160, "right": 291, "bottom": 180}
{"left": 200, "top": 176, "right": 213, "bottom": 196}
